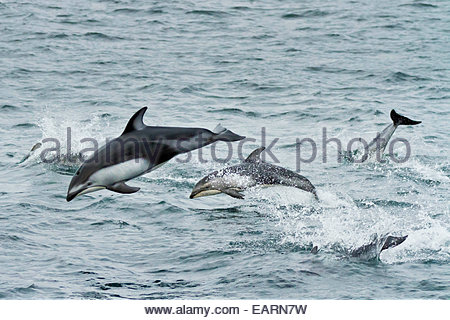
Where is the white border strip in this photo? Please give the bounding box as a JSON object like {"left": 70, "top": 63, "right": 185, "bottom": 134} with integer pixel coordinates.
{"left": 0, "top": 300, "right": 447, "bottom": 320}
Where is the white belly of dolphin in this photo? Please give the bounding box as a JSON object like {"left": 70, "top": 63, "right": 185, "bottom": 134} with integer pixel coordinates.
{"left": 91, "top": 158, "right": 150, "bottom": 186}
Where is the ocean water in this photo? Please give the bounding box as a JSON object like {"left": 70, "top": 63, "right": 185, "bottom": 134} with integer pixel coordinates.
{"left": 0, "top": 0, "right": 449, "bottom": 299}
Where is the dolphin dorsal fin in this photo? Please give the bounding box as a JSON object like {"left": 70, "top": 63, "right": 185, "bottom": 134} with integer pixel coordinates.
{"left": 244, "top": 147, "right": 265, "bottom": 163}
{"left": 122, "top": 107, "right": 148, "bottom": 135}
{"left": 213, "top": 123, "right": 226, "bottom": 134}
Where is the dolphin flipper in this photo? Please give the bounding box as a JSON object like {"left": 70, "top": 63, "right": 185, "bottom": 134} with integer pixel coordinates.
{"left": 221, "top": 188, "right": 245, "bottom": 199}
{"left": 390, "top": 109, "right": 421, "bottom": 126}
{"left": 107, "top": 182, "right": 140, "bottom": 194}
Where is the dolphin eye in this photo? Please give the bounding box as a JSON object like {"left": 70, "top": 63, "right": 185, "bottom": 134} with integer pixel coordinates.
{"left": 87, "top": 182, "right": 92, "bottom": 186}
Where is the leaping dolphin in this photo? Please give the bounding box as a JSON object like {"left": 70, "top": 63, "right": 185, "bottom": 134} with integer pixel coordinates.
{"left": 190, "top": 147, "right": 318, "bottom": 200}
{"left": 66, "top": 107, "right": 245, "bottom": 201}
{"left": 361, "top": 109, "right": 421, "bottom": 162}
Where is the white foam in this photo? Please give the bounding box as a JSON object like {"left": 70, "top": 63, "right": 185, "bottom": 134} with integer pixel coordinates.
{"left": 250, "top": 180, "right": 449, "bottom": 264}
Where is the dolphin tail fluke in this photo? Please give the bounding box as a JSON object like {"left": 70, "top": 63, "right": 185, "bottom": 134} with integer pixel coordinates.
{"left": 349, "top": 234, "right": 407, "bottom": 259}
{"left": 390, "top": 109, "right": 421, "bottom": 126}
{"left": 381, "top": 235, "right": 408, "bottom": 251}
{"left": 213, "top": 124, "right": 245, "bottom": 142}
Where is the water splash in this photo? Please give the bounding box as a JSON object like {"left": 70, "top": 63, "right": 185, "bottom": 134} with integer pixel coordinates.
{"left": 20, "top": 107, "right": 115, "bottom": 168}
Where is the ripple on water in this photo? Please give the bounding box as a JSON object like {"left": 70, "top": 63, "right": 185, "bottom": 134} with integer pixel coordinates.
{"left": 185, "top": 10, "right": 231, "bottom": 18}
{"left": 399, "top": 3, "right": 438, "bottom": 9}
{"left": 206, "top": 107, "right": 259, "bottom": 118}
{"left": 1, "top": 104, "right": 19, "bottom": 110}
{"left": 83, "top": 32, "right": 125, "bottom": 41}
{"left": 89, "top": 219, "right": 142, "bottom": 231}
{"left": 282, "top": 10, "right": 329, "bottom": 19}
{"left": 385, "top": 71, "right": 431, "bottom": 83}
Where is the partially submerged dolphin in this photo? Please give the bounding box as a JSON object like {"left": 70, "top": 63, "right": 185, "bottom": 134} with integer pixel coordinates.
{"left": 18, "top": 142, "right": 42, "bottom": 164}
{"left": 360, "top": 109, "right": 421, "bottom": 162}
{"left": 311, "top": 233, "right": 408, "bottom": 260}
{"left": 349, "top": 234, "right": 408, "bottom": 260}
{"left": 67, "top": 107, "right": 245, "bottom": 201}
{"left": 190, "top": 147, "right": 318, "bottom": 200}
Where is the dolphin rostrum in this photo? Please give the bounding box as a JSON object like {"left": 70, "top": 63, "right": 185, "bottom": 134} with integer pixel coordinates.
{"left": 190, "top": 147, "right": 318, "bottom": 200}
{"left": 361, "top": 109, "right": 421, "bottom": 162}
{"left": 67, "top": 107, "right": 245, "bottom": 201}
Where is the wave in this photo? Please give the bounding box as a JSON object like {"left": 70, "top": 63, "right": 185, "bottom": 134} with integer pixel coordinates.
{"left": 206, "top": 107, "right": 259, "bottom": 118}
{"left": 400, "top": 3, "right": 438, "bottom": 8}
{"left": 185, "top": 10, "right": 230, "bottom": 18}
{"left": 385, "top": 71, "right": 430, "bottom": 83}
{"left": 1, "top": 104, "right": 18, "bottom": 110}
{"left": 282, "top": 10, "right": 329, "bottom": 19}
{"left": 83, "top": 32, "right": 125, "bottom": 41}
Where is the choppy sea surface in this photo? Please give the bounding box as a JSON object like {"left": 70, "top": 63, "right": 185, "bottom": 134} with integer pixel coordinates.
{"left": 0, "top": 0, "right": 449, "bottom": 299}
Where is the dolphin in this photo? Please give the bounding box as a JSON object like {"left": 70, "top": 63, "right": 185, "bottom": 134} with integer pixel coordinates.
{"left": 18, "top": 142, "right": 42, "bottom": 164}
{"left": 190, "top": 147, "right": 318, "bottom": 200}
{"left": 311, "top": 233, "right": 408, "bottom": 260}
{"left": 66, "top": 107, "right": 245, "bottom": 201}
{"left": 360, "top": 109, "right": 421, "bottom": 162}
{"left": 19, "top": 141, "right": 85, "bottom": 166}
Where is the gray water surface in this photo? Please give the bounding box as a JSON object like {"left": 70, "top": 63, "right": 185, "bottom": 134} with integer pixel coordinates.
{"left": 0, "top": 0, "right": 449, "bottom": 299}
